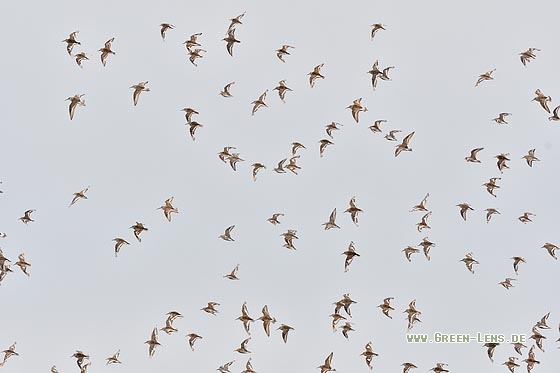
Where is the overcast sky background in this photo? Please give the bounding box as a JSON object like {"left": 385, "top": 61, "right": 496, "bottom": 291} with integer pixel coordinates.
{"left": 1, "top": 0, "right": 559, "bottom": 372}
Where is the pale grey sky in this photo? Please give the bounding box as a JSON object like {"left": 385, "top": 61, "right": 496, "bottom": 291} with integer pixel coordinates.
{"left": 1, "top": 0, "right": 559, "bottom": 372}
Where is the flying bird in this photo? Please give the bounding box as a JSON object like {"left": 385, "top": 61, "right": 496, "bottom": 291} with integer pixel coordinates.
{"left": 131, "top": 81, "right": 150, "bottom": 106}
{"left": 67, "top": 94, "right": 86, "bottom": 120}
{"left": 74, "top": 52, "right": 89, "bottom": 68}
{"left": 106, "top": 350, "right": 121, "bottom": 365}
{"left": 347, "top": 98, "right": 368, "bottom": 123}
{"left": 519, "top": 48, "right": 540, "bottom": 66}
{"left": 410, "top": 193, "right": 429, "bottom": 212}
{"left": 188, "top": 48, "right": 207, "bottom": 66}
{"left": 385, "top": 129, "right": 401, "bottom": 141}
{"left": 63, "top": 31, "right": 81, "bottom": 55}
{"left": 323, "top": 208, "right": 340, "bottom": 230}
{"left": 475, "top": 69, "right": 495, "bottom": 86}
{"left": 130, "top": 222, "right": 148, "bottom": 242}
{"left": 326, "top": 122, "right": 343, "bottom": 138}
{"left": 370, "top": 23, "right": 386, "bottom": 39}
{"left": 251, "top": 90, "right": 268, "bottom": 115}
{"left": 548, "top": 105, "right": 560, "bottom": 121}
{"left": 181, "top": 107, "right": 199, "bottom": 123}
{"left": 184, "top": 33, "right": 202, "bottom": 50}
{"left": 402, "top": 246, "right": 420, "bottom": 262}
{"left": 395, "top": 131, "right": 415, "bottom": 157}
{"left": 465, "top": 147, "right": 484, "bottom": 163}
{"left": 493, "top": 112, "right": 511, "bottom": 124}
{"left": 457, "top": 203, "right": 473, "bottom": 221}
{"left": 223, "top": 28, "right": 240, "bottom": 56}
{"left": 234, "top": 338, "right": 251, "bottom": 354}
{"left": 378, "top": 297, "right": 395, "bottom": 319}
{"left": 369, "top": 119, "right": 386, "bottom": 133}
{"left": 460, "top": 252, "right": 479, "bottom": 274}
{"left": 160, "top": 23, "right": 174, "bottom": 40}
{"left": 308, "top": 63, "right": 325, "bottom": 88}
{"left": 267, "top": 213, "right": 284, "bottom": 225}
{"left": 499, "top": 278, "right": 515, "bottom": 290}
{"left": 276, "top": 45, "right": 294, "bottom": 62}
{"left": 228, "top": 12, "right": 246, "bottom": 31}
{"left": 522, "top": 149, "right": 540, "bottom": 167}
{"left": 419, "top": 237, "right": 436, "bottom": 260}
{"left": 201, "top": 302, "right": 220, "bottom": 315}
{"left": 219, "top": 82, "right": 235, "bottom": 98}
{"left": 342, "top": 241, "right": 360, "bottom": 272}
{"left": 19, "top": 209, "right": 36, "bottom": 224}
{"left": 217, "top": 360, "right": 235, "bottom": 373}
{"left": 345, "top": 196, "right": 363, "bottom": 226}
{"left": 532, "top": 88, "right": 552, "bottom": 113}
{"left": 112, "top": 238, "right": 130, "bottom": 257}
{"left": 251, "top": 163, "right": 266, "bottom": 181}
{"left": 219, "top": 225, "right": 235, "bottom": 241}
{"left": 542, "top": 242, "right": 559, "bottom": 259}
{"left": 188, "top": 121, "right": 203, "bottom": 141}
{"left": 484, "top": 208, "right": 500, "bottom": 223}
{"left": 495, "top": 153, "right": 511, "bottom": 173}
{"left": 15, "top": 254, "right": 31, "bottom": 276}
{"left": 69, "top": 186, "right": 89, "bottom": 207}
{"left": 518, "top": 212, "right": 535, "bottom": 223}
{"left": 360, "top": 341, "right": 379, "bottom": 370}
{"left": 502, "top": 357, "right": 520, "bottom": 373}
{"left": 224, "top": 264, "right": 240, "bottom": 280}
{"left": 258, "top": 305, "right": 277, "bottom": 337}
{"left": 158, "top": 197, "right": 179, "bottom": 222}
{"left": 318, "top": 352, "right": 335, "bottom": 373}
{"left": 277, "top": 324, "right": 294, "bottom": 343}
{"left": 319, "top": 139, "right": 334, "bottom": 157}
{"left": 99, "top": 37, "right": 115, "bottom": 66}
{"left": 416, "top": 211, "right": 432, "bottom": 232}
{"left": 273, "top": 80, "right": 292, "bottom": 102}
{"left": 186, "top": 333, "right": 202, "bottom": 351}
{"left": 511, "top": 256, "right": 526, "bottom": 275}
{"left": 145, "top": 327, "right": 161, "bottom": 358}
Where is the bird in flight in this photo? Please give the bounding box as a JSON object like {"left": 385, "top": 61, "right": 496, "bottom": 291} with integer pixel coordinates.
{"left": 131, "top": 81, "right": 150, "bottom": 106}
{"left": 326, "top": 122, "right": 343, "bottom": 138}
{"left": 395, "top": 131, "right": 415, "bottom": 157}
{"left": 308, "top": 63, "right": 325, "bottom": 88}
{"left": 532, "top": 88, "right": 552, "bottom": 113}
{"left": 360, "top": 341, "right": 379, "bottom": 370}
{"left": 318, "top": 352, "right": 335, "bottom": 373}
{"left": 158, "top": 197, "right": 178, "bottom": 222}
{"left": 19, "top": 209, "right": 36, "bottom": 224}
{"left": 511, "top": 256, "right": 526, "bottom": 275}
{"left": 465, "top": 147, "right": 484, "bottom": 163}
{"left": 345, "top": 196, "right": 363, "bottom": 226}
{"left": 378, "top": 297, "right": 395, "bottom": 319}
{"left": 347, "top": 98, "right": 368, "bottom": 123}
{"left": 460, "top": 252, "right": 479, "bottom": 274}
{"left": 130, "top": 222, "right": 148, "bottom": 242}
{"left": 276, "top": 45, "right": 294, "bottom": 62}
{"left": 370, "top": 23, "right": 386, "bottom": 39}
{"left": 63, "top": 31, "right": 81, "bottom": 56}
{"left": 267, "top": 213, "right": 284, "bottom": 225}
{"left": 323, "top": 208, "right": 340, "bottom": 230}
{"left": 542, "top": 242, "right": 559, "bottom": 260}
{"left": 277, "top": 324, "right": 294, "bottom": 343}
{"left": 224, "top": 264, "right": 240, "bottom": 280}
{"left": 106, "top": 350, "right": 121, "bottom": 365}
{"left": 484, "top": 208, "right": 500, "bottom": 223}
{"left": 112, "top": 238, "right": 130, "bottom": 257}
{"left": 273, "top": 80, "right": 292, "bottom": 102}
{"left": 251, "top": 90, "right": 268, "bottom": 115}
{"left": 518, "top": 212, "right": 535, "bottom": 223}
{"left": 493, "top": 112, "right": 511, "bottom": 125}
{"left": 522, "top": 149, "right": 540, "bottom": 167}
{"left": 228, "top": 12, "right": 246, "bottom": 32}
{"left": 160, "top": 23, "right": 174, "bottom": 40}
{"left": 69, "top": 186, "right": 89, "bottom": 207}
{"left": 475, "top": 69, "right": 495, "bottom": 86}
{"left": 74, "top": 52, "right": 89, "bottom": 68}
{"left": 99, "top": 37, "right": 115, "bottom": 66}
{"left": 519, "top": 47, "right": 540, "bottom": 66}
{"left": 67, "top": 94, "right": 86, "bottom": 120}
{"left": 219, "top": 82, "right": 235, "bottom": 98}
{"left": 341, "top": 241, "right": 360, "bottom": 272}
{"left": 219, "top": 225, "right": 235, "bottom": 241}
{"left": 145, "top": 327, "right": 161, "bottom": 358}
{"left": 223, "top": 28, "right": 240, "bottom": 56}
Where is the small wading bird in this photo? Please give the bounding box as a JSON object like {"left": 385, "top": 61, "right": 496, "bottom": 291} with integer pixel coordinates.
{"left": 188, "top": 48, "right": 206, "bottom": 66}
{"left": 234, "top": 338, "right": 251, "bottom": 354}
{"left": 291, "top": 141, "right": 306, "bottom": 156}
{"left": 273, "top": 80, "right": 292, "bottom": 102}
{"left": 460, "top": 252, "right": 479, "bottom": 274}
{"left": 74, "top": 52, "right": 88, "bottom": 68}
{"left": 188, "top": 121, "right": 203, "bottom": 141}
{"left": 542, "top": 242, "right": 559, "bottom": 259}
{"left": 273, "top": 158, "right": 287, "bottom": 173}
{"left": 67, "top": 94, "right": 86, "bottom": 120}
{"left": 106, "top": 350, "right": 121, "bottom": 365}
{"left": 186, "top": 333, "right": 202, "bottom": 351}
{"left": 520, "top": 48, "right": 540, "bottom": 66}
{"left": 223, "top": 28, "right": 240, "bottom": 56}
{"left": 369, "top": 119, "right": 386, "bottom": 133}
{"left": 158, "top": 197, "right": 178, "bottom": 222}
{"left": 219, "top": 81, "right": 235, "bottom": 98}
{"left": 251, "top": 90, "right": 268, "bottom": 115}
{"left": 402, "top": 246, "right": 420, "bottom": 262}
{"left": 499, "top": 278, "right": 515, "bottom": 289}
{"left": 548, "top": 105, "right": 560, "bottom": 121}
{"left": 251, "top": 163, "right": 266, "bottom": 181}
{"left": 130, "top": 222, "right": 148, "bottom": 242}
{"left": 493, "top": 112, "right": 511, "bottom": 125}
{"left": 395, "top": 131, "right": 415, "bottom": 157}
{"left": 69, "top": 186, "right": 89, "bottom": 207}
{"left": 318, "top": 352, "right": 335, "bottom": 373}
{"left": 361, "top": 341, "right": 379, "bottom": 370}
{"left": 416, "top": 211, "right": 432, "bottom": 232}
{"left": 224, "top": 264, "right": 240, "bottom": 280}
{"left": 276, "top": 45, "right": 294, "bottom": 62}
{"left": 370, "top": 23, "right": 386, "bottom": 39}
{"left": 518, "top": 212, "right": 535, "bottom": 223}
{"left": 410, "top": 193, "right": 429, "bottom": 212}
{"left": 345, "top": 196, "right": 363, "bottom": 226}
{"left": 342, "top": 241, "right": 360, "bottom": 272}
{"left": 502, "top": 357, "right": 520, "bottom": 373}
{"left": 347, "top": 98, "right": 368, "bottom": 123}
{"left": 429, "top": 362, "right": 449, "bottom": 373}
{"left": 484, "top": 208, "right": 500, "bottom": 223}
{"left": 457, "top": 203, "right": 474, "bottom": 221}
{"left": 465, "top": 147, "right": 484, "bottom": 163}
{"left": 217, "top": 360, "right": 235, "bottom": 373}
{"left": 402, "top": 362, "right": 418, "bottom": 373}
{"left": 99, "top": 37, "right": 115, "bottom": 66}
{"left": 495, "top": 153, "right": 511, "bottom": 173}
{"left": 523, "top": 149, "right": 540, "bottom": 167}
{"left": 475, "top": 69, "right": 495, "bottom": 86}
{"left": 181, "top": 107, "right": 199, "bottom": 123}
{"left": 184, "top": 33, "right": 202, "bottom": 49}
{"left": 20, "top": 209, "right": 36, "bottom": 224}
{"left": 15, "top": 254, "right": 31, "bottom": 276}
{"left": 326, "top": 122, "right": 343, "bottom": 138}
{"left": 319, "top": 139, "right": 334, "bottom": 157}
{"left": 483, "top": 177, "right": 501, "bottom": 197}
{"left": 340, "top": 322, "right": 354, "bottom": 339}
{"left": 63, "top": 31, "right": 80, "bottom": 55}
{"left": 267, "top": 213, "right": 284, "bottom": 225}
{"left": 281, "top": 229, "right": 298, "bottom": 250}
{"left": 71, "top": 350, "right": 90, "bottom": 369}
{"left": 145, "top": 327, "right": 161, "bottom": 358}
{"left": 511, "top": 256, "right": 526, "bottom": 275}
{"left": 160, "top": 23, "right": 174, "bottom": 40}
{"left": 228, "top": 12, "right": 246, "bottom": 31}
{"left": 308, "top": 63, "right": 325, "bottom": 88}
{"left": 419, "top": 237, "right": 436, "bottom": 261}
{"left": 532, "top": 88, "right": 552, "bottom": 113}
{"left": 112, "top": 238, "right": 130, "bottom": 257}
{"left": 131, "top": 81, "right": 150, "bottom": 106}
{"left": 277, "top": 324, "right": 294, "bottom": 343}
{"left": 201, "top": 301, "right": 220, "bottom": 315}
{"left": 258, "top": 305, "right": 276, "bottom": 336}
{"left": 385, "top": 129, "right": 401, "bottom": 141}
{"left": 219, "top": 225, "right": 235, "bottom": 241}
{"left": 378, "top": 297, "right": 395, "bottom": 319}
{"left": 0, "top": 342, "right": 18, "bottom": 367}
{"left": 323, "top": 208, "right": 340, "bottom": 230}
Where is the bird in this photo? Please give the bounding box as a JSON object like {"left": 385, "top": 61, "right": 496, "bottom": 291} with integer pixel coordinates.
{"left": 218, "top": 146, "right": 236, "bottom": 163}
{"left": 484, "top": 208, "right": 500, "bottom": 223}
{"left": 223, "top": 28, "right": 240, "bottom": 56}
{"left": 395, "top": 131, "right": 415, "bottom": 157}
{"left": 19, "top": 209, "right": 36, "bottom": 224}
{"left": 186, "top": 333, "right": 202, "bottom": 351}
{"left": 106, "top": 350, "right": 121, "bottom": 365}
{"left": 251, "top": 90, "right": 268, "bottom": 115}
{"left": 535, "top": 312, "right": 551, "bottom": 329}
{"left": 219, "top": 82, "right": 235, "bottom": 98}
{"left": 188, "top": 48, "right": 207, "bottom": 66}
{"left": 360, "top": 342, "right": 379, "bottom": 370}
{"left": 217, "top": 360, "right": 235, "bottom": 373}
{"left": 460, "top": 252, "right": 479, "bottom": 274}
{"left": 51, "top": 366, "right": 59, "bottom": 373}
{"left": 224, "top": 264, "right": 240, "bottom": 280}
{"left": 241, "top": 357, "right": 256, "bottom": 373}
{"left": 511, "top": 256, "right": 526, "bottom": 275}
{"left": 277, "top": 324, "right": 294, "bottom": 343}
{"left": 482, "top": 177, "right": 501, "bottom": 197}
{"left": 228, "top": 12, "right": 246, "bottom": 31}
{"left": 532, "top": 88, "right": 552, "bottom": 113}
{"left": 273, "top": 158, "right": 287, "bottom": 173}
{"left": 160, "top": 23, "right": 174, "bottom": 40}
{"left": 340, "top": 322, "right": 355, "bottom": 339}
{"left": 502, "top": 357, "right": 520, "bottom": 373}
{"left": 370, "top": 23, "right": 386, "bottom": 39}
{"left": 188, "top": 121, "right": 203, "bottom": 141}
{"left": 523, "top": 345, "right": 540, "bottom": 371}
{"left": 267, "top": 213, "right": 284, "bottom": 225}
{"left": 219, "top": 225, "right": 235, "bottom": 241}
{"left": 160, "top": 320, "right": 178, "bottom": 335}
{"left": 385, "top": 129, "right": 401, "bottom": 141}
{"left": 519, "top": 48, "right": 540, "bottom": 66}
{"left": 402, "top": 362, "right": 418, "bottom": 373}
{"left": 201, "top": 302, "right": 220, "bottom": 315}
{"left": 548, "top": 105, "right": 560, "bottom": 121}
{"left": 308, "top": 63, "right": 325, "bottom": 88}
{"left": 369, "top": 119, "right": 386, "bottom": 133}
{"left": 131, "top": 81, "right": 150, "bottom": 106}
{"left": 342, "top": 241, "right": 360, "bottom": 272}
{"left": 318, "top": 352, "right": 335, "bottom": 373}
{"left": 99, "top": 37, "right": 115, "bottom": 66}
{"left": 337, "top": 293, "right": 357, "bottom": 317}
{"left": 326, "top": 122, "right": 343, "bottom": 138}
{"left": 291, "top": 142, "right": 306, "bottom": 156}
{"left": 281, "top": 229, "right": 299, "bottom": 250}
{"left": 475, "top": 69, "right": 495, "bottom": 86}
{"left": 184, "top": 33, "right": 203, "bottom": 49}
{"left": 380, "top": 65, "right": 394, "bottom": 81}
{"left": 112, "top": 238, "right": 130, "bottom": 257}
{"left": 234, "top": 337, "right": 251, "bottom": 354}
{"left": 522, "top": 149, "right": 540, "bottom": 167}
{"left": 429, "top": 363, "right": 449, "bottom": 373}
{"left": 345, "top": 196, "right": 363, "bottom": 226}
{"left": 347, "top": 98, "right": 368, "bottom": 123}
{"left": 499, "top": 278, "right": 515, "bottom": 289}
{"left": 530, "top": 326, "right": 546, "bottom": 352}
{"left": 165, "top": 310, "right": 183, "bottom": 324}
{"left": 130, "top": 222, "right": 148, "bottom": 242}
{"left": 258, "top": 305, "right": 277, "bottom": 336}
{"left": 495, "top": 153, "right": 511, "bottom": 173}
{"left": 69, "top": 186, "right": 89, "bottom": 207}
{"left": 457, "top": 203, "right": 474, "bottom": 221}
{"left": 251, "top": 163, "right": 266, "bottom": 181}
{"left": 403, "top": 246, "right": 420, "bottom": 262}
{"left": 273, "top": 80, "right": 292, "bottom": 102}
{"left": 74, "top": 52, "right": 89, "bottom": 68}
{"left": 512, "top": 342, "right": 527, "bottom": 356}
{"left": 67, "top": 94, "right": 86, "bottom": 120}
{"left": 493, "top": 112, "right": 511, "bottom": 124}
{"left": 518, "top": 212, "right": 535, "bottom": 223}
{"left": 286, "top": 156, "right": 301, "bottom": 175}
{"left": 319, "top": 139, "right": 334, "bottom": 157}
{"left": 63, "top": 31, "right": 81, "bottom": 55}
{"left": 228, "top": 153, "right": 245, "bottom": 171}
{"left": 145, "top": 327, "right": 161, "bottom": 358}
{"left": 542, "top": 242, "right": 559, "bottom": 259}
{"left": 157, "top": 197, "right": 178, "bottom": 222}
{"left": 378, "top": 297, "right": 395, "bottom": 319}
{"left": 0, "top": 342, "right": 18, "bottom": 367}
{"left": 330, "top": 313, "right": 347, "bottom": 332}
{"left": 71, "top": 350, "right": 90, "bottom": 369}
{"left": 465, "top": 147, "right": 484, "bottom": 163}
{"left": 410, "top": 193, "right": 429, "bottom": 212}
{"left": 181, "top": 107, "right": 199, "bottom": 123}
{"left": 276, "top": 45, "right": 294, "bottom": 62}
{"left": 323, "top": 208, "right": 340, "bottom": 230}
{"left": 367, "top": 60, "right": 383, "bottom": 90}
{"left": 416, "top": 211, "right": 432, "bottom": 232}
